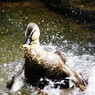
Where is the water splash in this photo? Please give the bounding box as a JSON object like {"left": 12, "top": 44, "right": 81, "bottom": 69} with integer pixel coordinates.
{"left": 42, "top": 44, "right": 95, "bottom": 95}
{"left": 85, "top": 66, "right": 95, "bottom": 95}
{"left": 0, "top": 42, "right": 95, "bottom": 95}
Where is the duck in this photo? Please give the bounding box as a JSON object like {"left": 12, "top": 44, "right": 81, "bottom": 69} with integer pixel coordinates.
{"left": 6, "top": 23, "right": 87, "bottom": 93}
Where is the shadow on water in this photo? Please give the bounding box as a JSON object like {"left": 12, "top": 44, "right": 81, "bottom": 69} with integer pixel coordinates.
{"left": 0, "top": 1, "right": 95, "bottom": 95}
{"left": 43, "top": 0, "right": 95, "bottom": 24}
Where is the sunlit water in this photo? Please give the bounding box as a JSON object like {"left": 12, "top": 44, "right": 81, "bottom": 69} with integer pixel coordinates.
{"left": 0, "top": 1, "right": 95, "bottom": 95}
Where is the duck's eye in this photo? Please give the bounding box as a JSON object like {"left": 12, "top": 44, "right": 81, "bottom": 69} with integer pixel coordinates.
{"left": 30, "top": 30, "right": 35, "bottom": 36}
{"left": 27, "top": 27, "right": 33, "bottom": 36}
{"left": 27, "top": 31, "right": 31, "bottom": 37}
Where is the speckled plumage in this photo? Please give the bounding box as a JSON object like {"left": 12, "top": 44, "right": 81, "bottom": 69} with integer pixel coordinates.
{"left": 23, "top": 23, "right": 87, "bottom": 90}
{"left": 6, "top": 23, "right": 87, "bottom": 93}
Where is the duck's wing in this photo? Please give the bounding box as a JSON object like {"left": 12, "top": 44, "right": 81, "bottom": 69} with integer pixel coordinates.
{"left": 55, "top": 51, "right": 66, "bottom": 64}
{"left": 55, "top": 51, "right": 87, "bottom": 91}
{"left": 6, "top": 67, "right": 25, "bottom": 92}
{"left": 79, "top": 73, "right": 88, "bottom": 86}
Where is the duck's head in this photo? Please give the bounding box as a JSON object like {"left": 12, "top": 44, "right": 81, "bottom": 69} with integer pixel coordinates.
{"left": 23, "top": 23, "right": 40, "bottom": 47}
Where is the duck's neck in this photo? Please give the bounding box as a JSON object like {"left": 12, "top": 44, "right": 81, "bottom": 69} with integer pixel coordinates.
{"left": 30, "top": 39, "right": 40, "bottom": 46}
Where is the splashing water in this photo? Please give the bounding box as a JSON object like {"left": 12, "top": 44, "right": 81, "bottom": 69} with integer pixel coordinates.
{"left": 0, "top": 41, "right": 95, "bottom": 95}
{"left": 85, "top": 66, "right": 95, "bottom": 95}
{"left": 0, "top": 1, "right": 95, "bottom": 95}
{"left": 43, "top": 44, "right": 95, "bottom": 95}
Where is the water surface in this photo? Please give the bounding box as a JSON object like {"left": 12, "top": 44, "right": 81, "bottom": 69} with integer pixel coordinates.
{"left": 0, "top": 1, "right": 95, "bottom": 95}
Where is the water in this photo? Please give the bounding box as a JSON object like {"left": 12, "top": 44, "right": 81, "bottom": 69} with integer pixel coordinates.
{"left": 0, "top": 1, "right": 95, "bottom": 95}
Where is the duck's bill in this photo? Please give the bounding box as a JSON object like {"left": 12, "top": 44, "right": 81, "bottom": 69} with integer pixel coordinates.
{"left": 23, "top": 37, "right": 32, "bottom": 47}
{"left": 24, "top": 37, "right": 32, "bottom": 45}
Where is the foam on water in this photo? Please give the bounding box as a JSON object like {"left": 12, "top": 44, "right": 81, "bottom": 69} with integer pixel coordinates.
{"left": 0, "top": 43, "right": 95, "bottom": 95}
{"left": 43, "top": 44, "right": 95, "bottom": 95}
{"left": 85, "top": 66, "right": 95, "bottom": 95}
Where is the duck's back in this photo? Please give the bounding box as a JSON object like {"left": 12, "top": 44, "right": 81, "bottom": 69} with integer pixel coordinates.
{"left": 24, "top": 47, "right": 69, "bottom": 89}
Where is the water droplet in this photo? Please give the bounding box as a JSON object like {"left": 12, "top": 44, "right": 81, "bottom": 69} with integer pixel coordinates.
{"left": 25, "top": 16, "right": 28, "bottom": 19}
{"left": 47, "top": 29, "right": 49, "bottom": 31}
{"left": 72, "top": 10, "right": 74, "bottom": 13}
{"left": 3, "top": 64, "right": 7, "bottom": 67}
{"left": 8, "top": 18, "right": 11, "bottom": 21}
{"left": 75, "top": 12, "right": 77, "bottom": 14}
{"left": 2, "top": 10, "right": 5, "bottom": 13}
{"left": 42, "top": 20, "right": 44, "bottom": 22}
